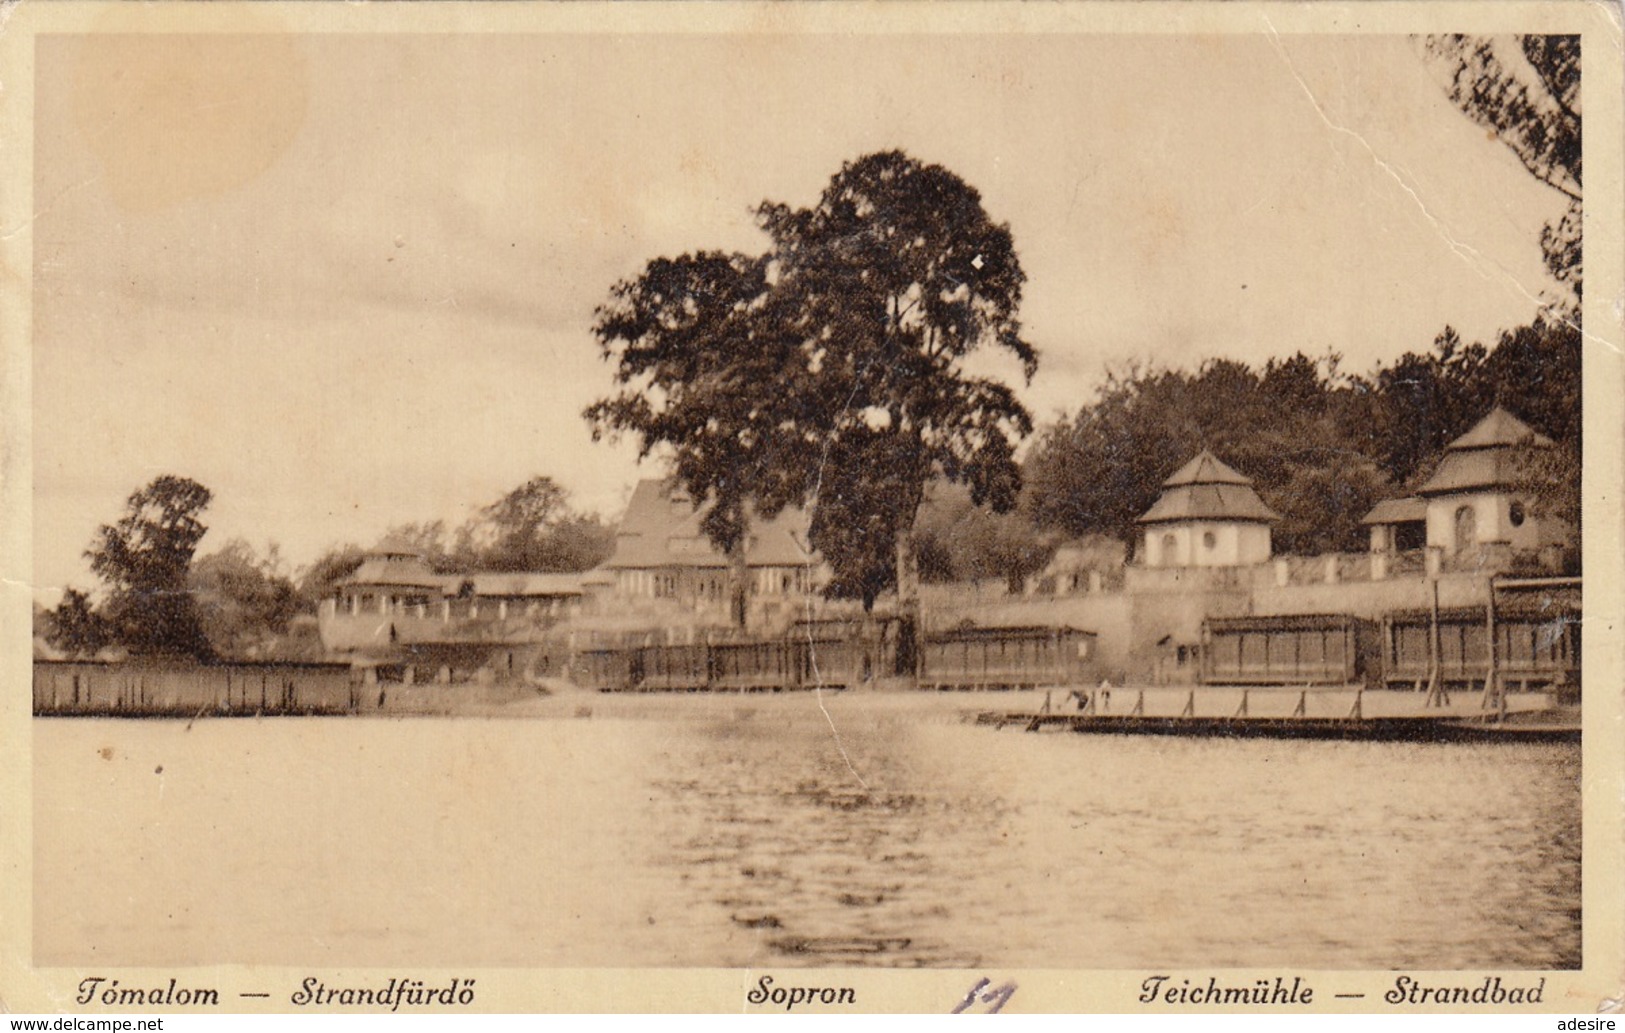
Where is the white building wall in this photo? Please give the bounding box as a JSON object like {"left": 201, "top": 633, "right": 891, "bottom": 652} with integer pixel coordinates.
{"left": 1234, "top": 523, "right": 1272, "bottom": 566}
{"left": 1143, "top": 525, "right": 1187, "bottom": 568}
{"left": 1144, "top": 522, "right": 1271, "bottom": 568}
{"left": 1425, "top": 492, "right": 1505, "bottom": 553}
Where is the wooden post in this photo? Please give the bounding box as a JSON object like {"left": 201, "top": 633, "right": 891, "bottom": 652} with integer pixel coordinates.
{"left": 1424, "top": 577, "right": 1449, "bottom": 708}
{"left": 1347, "top": 689, "right": 1364, "bottom": 720}
{"left": 1235, "top": 690, "right": 1249, "bottom": 718}
{"left": 1483, "top": 580, "right": 1502, "bottom": 720}
{"left": 1293, "top": 689, "right": 1307, "bottom": 718}
{"left": 1181, "top": 689, "right": 1195, "bottom": 718}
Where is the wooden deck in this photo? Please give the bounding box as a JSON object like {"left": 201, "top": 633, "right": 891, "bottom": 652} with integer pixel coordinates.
{"left": 973, "top": 692, "right": 1580, "bottom": 743}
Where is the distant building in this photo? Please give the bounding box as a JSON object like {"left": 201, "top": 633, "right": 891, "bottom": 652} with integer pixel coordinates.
{"left": 1410, "top": 406, "right": 1570, "bottom": 560}
{"left": 318, "top": 541, "right": 585, "bottom": 674}
{"left": 329, "top": 541, "right": 445, "bottom": 619}
{"left": 602, "top": 479, "right": 821, "bottom": 614}
{"left": 1136, "top": 450, "right": 1278, "bottom": 568}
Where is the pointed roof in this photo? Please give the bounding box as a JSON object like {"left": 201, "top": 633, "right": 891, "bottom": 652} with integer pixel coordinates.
{"left": 606, "top": 479, "right": 815, "bottom": 569}
{"left": 372, "top": 535, "right": 426, "bottom": 557}
{"left": 1447, "top": 406, "right": 1553, "bottom": 451}
{"left": 1416, "top": 408, "right": 1554, "bottom": 497}
{"left": 1161, "top": 449, "right": 1253, "bottom": 488}
{"left": 341, "top": 551, "right": 443, "bottom": 590}
{"left": 1137, "top": 451, "right": 1280, "bottom": 525}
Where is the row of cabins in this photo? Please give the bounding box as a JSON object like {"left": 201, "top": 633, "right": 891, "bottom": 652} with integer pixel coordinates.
{"left": 1201, "top": 581, "right": 1580, "bottom": 695}
{"left": 316, "top": 407, "right": 1579, "bottom": 693}
{"left": 573, "top": 621, "right": 1098, "bottom": 693}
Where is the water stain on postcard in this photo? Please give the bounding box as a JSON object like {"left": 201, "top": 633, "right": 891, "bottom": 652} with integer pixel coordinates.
{"left": 70, "top": 15, "right": 308, "bottom": 213}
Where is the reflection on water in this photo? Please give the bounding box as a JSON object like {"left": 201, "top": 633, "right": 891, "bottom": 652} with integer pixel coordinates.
{"left": 35, "top": 693, "right": 1581, "bottom": 969}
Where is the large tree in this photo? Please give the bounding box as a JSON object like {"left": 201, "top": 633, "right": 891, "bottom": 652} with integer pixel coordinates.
{"left": 760, "top": 150, "right": 1035, "bottom": 644}
{"left": 86, "top": 475, "right": 215, "bottom": 659}
{"left": 588, "top": 252, "right": 809, "bottom": 626}
{"left": 586, "top": 153, "right": 1034, "bottom": 647}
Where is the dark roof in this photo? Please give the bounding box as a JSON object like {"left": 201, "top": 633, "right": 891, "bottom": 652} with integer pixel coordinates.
{"left": 1138, "top": 485, "right": 1280, "bottom": 524}
{"left": 1138, "top": 450, "right": 1279, "bottom": 524}
{"left": 606, "top": 479, "right": 815, "bottom": 570}
{"left": 342, "top": 553, "right": 444, "bottom": 590}
{"left": 1161, "top": 450, "right": 1253, "bottom": 488}
{"left": 1417, "top": 451, "right": 1531, "bottom": 496}
{"left": 1416, "top": 408, "right": 1553, "bottom": 497}
{"left": 372, "top": 535, "right": 423, "bottom": 555}
{"left": 1361, "top": 496, "right": 1427, "bottom": 525}
{"left": 1448, "top": 406, "right": 1554, "bottom": 450}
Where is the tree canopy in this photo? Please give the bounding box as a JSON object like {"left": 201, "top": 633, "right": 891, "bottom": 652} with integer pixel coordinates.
{"left": 189, "top": 539, "right": 302, "bottom": 659}
{"left": 762, "top": 151, "right": 1034, "bottom": 615}
{"left": 1023, "top": 353, "right": 1385, "bottom": 555}
{"left": 1023, "top": 323, "right": 1579, "bottom": 558}
{"left": 84, "top": 474, "right": 215, "bottom": 659}
{"left": 456, "top": 476, "right": 616, "bottom": 574}
{"left": 589, "top": 151, "right": 1036, "bottom": 628}
{"left": 588, "top": 252, "right": 806, "bottom": 624}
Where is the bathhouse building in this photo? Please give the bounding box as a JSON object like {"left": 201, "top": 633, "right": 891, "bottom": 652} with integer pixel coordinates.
{"left": 1410, "top": 406, "right": 1570, "bottom": 561}
{"left": 318, "top": 543, "right": 586, "bottom": 676}
{"left": 602, "top": 479, "right": 821, "bottom": 614}
{"left": 1136, "top": 450, "right": 1279, "bottom": 568}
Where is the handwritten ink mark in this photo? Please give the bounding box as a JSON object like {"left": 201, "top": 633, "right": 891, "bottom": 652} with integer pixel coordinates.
{"left": 953, "top": 977, "right": 1017, "bottom": 1014}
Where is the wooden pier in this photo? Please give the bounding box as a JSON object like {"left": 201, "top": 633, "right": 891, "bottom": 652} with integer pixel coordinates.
{"left": 974, "top": 687, "right": 1580, "bottom": 742}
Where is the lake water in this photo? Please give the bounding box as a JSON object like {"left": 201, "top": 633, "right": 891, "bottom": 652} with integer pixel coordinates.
{"left": 34, "top": 691, "right": 1581, "bottom": 969}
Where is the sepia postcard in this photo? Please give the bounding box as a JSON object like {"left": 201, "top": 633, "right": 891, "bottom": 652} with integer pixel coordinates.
{"left": 1, "top": 0, "right": 1621, "bottom": 1017}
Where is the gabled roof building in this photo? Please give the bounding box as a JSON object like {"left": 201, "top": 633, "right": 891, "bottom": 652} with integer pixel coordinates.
{"left": 603, "top": 479, "right": 820, "bottom": 609}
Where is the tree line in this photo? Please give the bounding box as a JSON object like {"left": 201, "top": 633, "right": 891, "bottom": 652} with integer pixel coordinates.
{"left": 1011, "top": 33, "right": 1582, "bottom": 569}
{"left": 37, "top": 475, "right": 613, "bottom": 661}
{"left": 1021, "top": 321, "right": 1579, "bottom": 559}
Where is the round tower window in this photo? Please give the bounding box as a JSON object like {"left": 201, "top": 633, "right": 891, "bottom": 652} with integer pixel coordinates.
{"left": 1202, "top": 531, "right": 1217, "bottom": 549}
{"left": 1509, "top": 501, "right": 1526, "bottom": 528}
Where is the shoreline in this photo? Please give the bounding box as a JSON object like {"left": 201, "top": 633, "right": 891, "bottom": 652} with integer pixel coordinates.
{"left": 33, "top": 678, "right": 1565, "bottom": 727}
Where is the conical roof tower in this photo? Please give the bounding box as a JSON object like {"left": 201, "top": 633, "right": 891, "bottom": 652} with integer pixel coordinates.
{"left": 1136, "top": 450, "right": 1277, "bottom": 569}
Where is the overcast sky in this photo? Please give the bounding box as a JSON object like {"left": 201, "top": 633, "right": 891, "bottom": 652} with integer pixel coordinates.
{"left": 30, "top": 29, "right": 1569, "bottom": 600}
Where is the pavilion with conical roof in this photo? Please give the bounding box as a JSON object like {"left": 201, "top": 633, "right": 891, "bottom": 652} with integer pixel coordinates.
{"left": 1406, "top": 406, "right": 1568, "bottom": 557}
{"left": 1137, "top": 450, "right": 1279, "bottom": 568}
{"left": 334, "top": 539, "right": 444, "bottom": 617}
